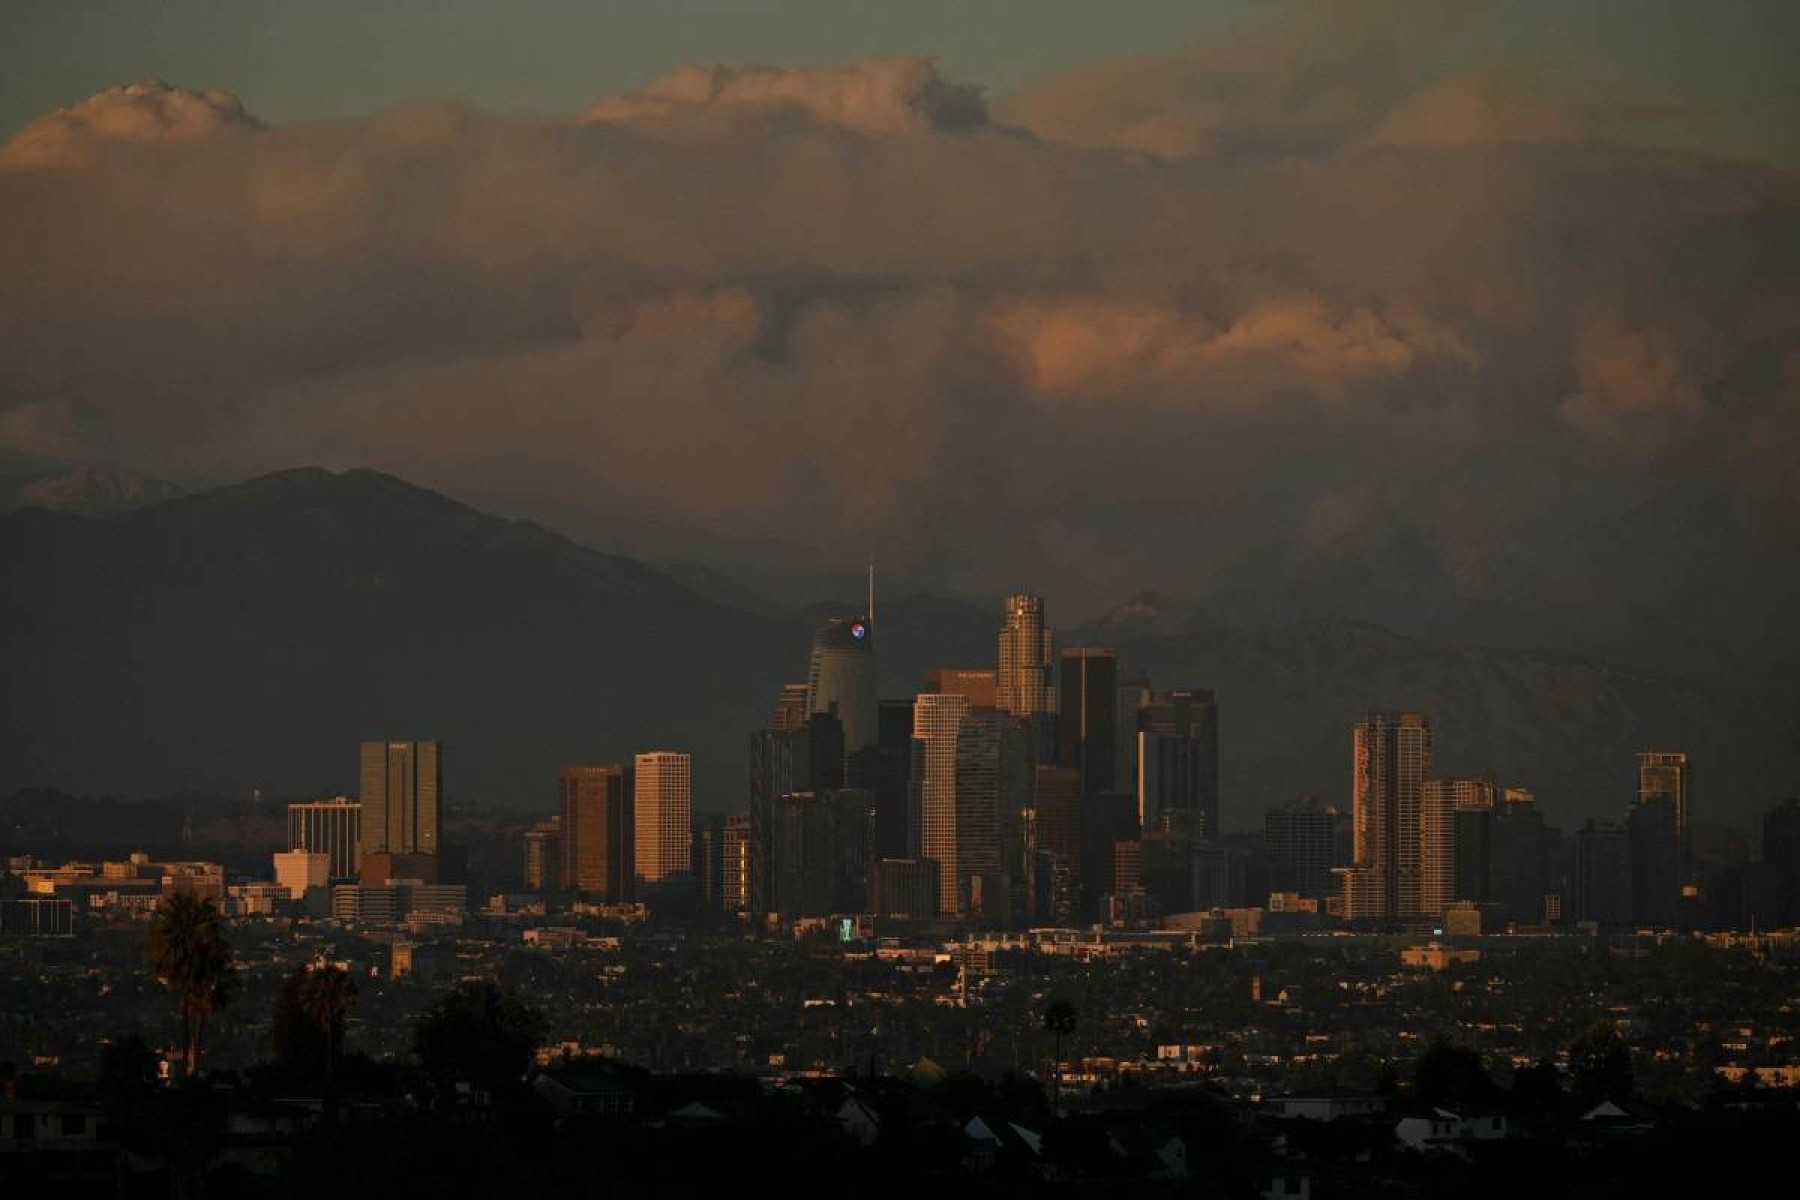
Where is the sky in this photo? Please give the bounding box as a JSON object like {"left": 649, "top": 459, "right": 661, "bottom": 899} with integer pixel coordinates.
{"left": 3, "top": 0, "right": 1796, "bottom": 163}
{"left": 0, "top": 0, "right": 1796, "bottom": 670}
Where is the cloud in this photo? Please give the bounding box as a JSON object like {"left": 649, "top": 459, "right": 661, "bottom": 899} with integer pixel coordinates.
{"left": 988, "top": 294, "right": 1477, "bottom": 400}
{"left": 993, "top": 0, "right": 1474, "bottom": 160}
{"left": 0, "top": 19, "right": 1794, "bottom": 667}
{"left": 0, "top": 399, "right": 81, "bottom": 458}
{"left": 1558, "top": 322, "right": 1708, "bottom": 451}
{"left": 0, "top": 81, "right": 260, "bottom": 169}
{"left": 581, "top": 57, "right": 988, "bottom": 136}
{"left": 1363, "top": 66, "right": 1682, "bottom": 151}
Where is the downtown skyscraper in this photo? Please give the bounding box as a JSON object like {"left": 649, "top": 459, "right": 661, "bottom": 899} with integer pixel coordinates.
{"left": 1134, "top": 687, "right": 1220, "bottom": 838}
{"left": 634, "top": 752, "right": 692, "bottom": 884}
{"left": 997, "top": 594, "right": 1055, "bottom": 716}
{"left": 1338, "top": 712, "right": 1432, "bottom": 919}
{"left": 359, "top": 740, "right": 441, "bottom": 858}
{"left": 912, "top": 691, "right": 971, "bottom": 914}
{"left": 1420, "top": 777, "right": 1498, "bottom": 917}
{"left": 1638, "top": 750, "right": 1692, "bottom": 876}
{"left": 1057, "top": 647, "right": 1118, "bottom": 798}
{"left": 806, "top": 616, "right": 877, "bottom": 752}
{"left": 559, "top": 765, "right": 632, "bottom": 902}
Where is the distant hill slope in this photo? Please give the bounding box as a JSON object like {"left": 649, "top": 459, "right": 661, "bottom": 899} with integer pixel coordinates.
{"left": 1, "top": 470, "right": 1792, "bottom": 830}
{"left": 0, "top": 468, "right": 797, "bottom": 807}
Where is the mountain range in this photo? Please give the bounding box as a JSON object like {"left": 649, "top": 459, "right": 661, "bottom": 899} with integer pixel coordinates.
{"left": 1, "top": 467, "right": 1794, "bottom": 830}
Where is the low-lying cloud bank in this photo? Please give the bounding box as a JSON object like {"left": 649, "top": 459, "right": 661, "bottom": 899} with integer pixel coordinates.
{"left": 1, "top": 4, "right": 1795, "bottom": 675}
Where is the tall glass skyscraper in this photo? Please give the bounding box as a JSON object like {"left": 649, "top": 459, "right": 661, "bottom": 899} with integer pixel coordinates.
{"left": 1057, "top": 648, "right": 1118, "bottom": 798}
{"left": 359, "top": 740, "right": 440, "bottom": 857}
{"left": 912, "top": 691, "right": 971, "bottom": 913}
{"left": 1338, "top": 712, "right": 1432, "bottom": 919}
{"left": 560, "top": 764, "right": 632, "bottom": 902}
{"left": 806, "top": 616, "right": 878, "bottom": 753}
{"left": 998, "top": 594, "right": 1055, "bottom": 716}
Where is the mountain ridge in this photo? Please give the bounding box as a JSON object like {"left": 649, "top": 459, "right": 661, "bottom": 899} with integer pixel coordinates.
{"left": 2, "top": 467, "right": 1793, "bottom": 829}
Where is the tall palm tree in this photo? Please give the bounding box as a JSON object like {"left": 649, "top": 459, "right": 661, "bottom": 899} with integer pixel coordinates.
{"left": 1042, "top": 998, "right": 1077, "bottom": 1116}
{"left": 297, "top": 962, "right": 357, "bottom": 1124}
{"left": 146, "top": 892, "right": 240, "bottom": 1079}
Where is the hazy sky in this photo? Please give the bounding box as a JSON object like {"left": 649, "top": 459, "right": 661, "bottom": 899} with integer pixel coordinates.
{"left": 1, "top": 0, "right": 1796, "bottom": 671}
{"left": 3, "top": 0, "right": 1796, "bottom": 163}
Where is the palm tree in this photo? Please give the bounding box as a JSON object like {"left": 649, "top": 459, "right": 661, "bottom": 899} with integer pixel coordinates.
{"left": 146, "top": 892, "right": 240, "bottom": 1079}
{"left": 1042, "top": 998, "right": 1077, "bottom": 1116}
{"left": 297, "top": 962, "right": 357, "bottom": 1123}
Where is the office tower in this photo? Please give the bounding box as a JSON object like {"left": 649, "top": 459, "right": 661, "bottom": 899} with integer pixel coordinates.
{"left": 560, "top": 765, "right": 632, "bottom": 902}
{"left": 1113, "top": 840, "right": 1143, "bottom": 894}
{"left": 774, "top": 683, "right": 811, "bottom": 733}
{"left": 1139, "top": 734, "right": 1207, "bottom": 838}
{"left": 634, "top": 752, "right": 692, "bottom": 884}
{"left": 851, "top": 698, "right": 914, "bottom": 860}
{"left": 767, "top": 788, "right": 877, "bottom": 917}
{"left": 694, "top": 813, "right": 725, "bottom": 909}
{"left": 1115, "top": 677, "right": 1150, "bottom": 797}
{"left": 1267, "top": 796, "right": 1339, "bottom": 899}
{"left": 1497, "top": 810, "right": 1550, "bottom": 926}
{"left": 947, "top": 711, "right": 1028, "bottom": 915}
{"left": 749, "top": 728, "right": 795, "bottom": 915}
{"left": 869, "top": 858, "right": 940, "bottom": 919}
{"left": 1135, "top": 688, "right": 1220, "bottom": 837}
{"left": 273, "top": 850, "right": 330, "bottom": 899}
{"left": 523, "top": 817, "right": 563, "bottom": 893}
{"left": 721, "top": 813, "right": 753, "bottom": 913}
{"left": 1766, "top": 798, "right": 1800, "bottom": 927}
{"left": 1058, "top": 648, "right": 1118, "bottom": 798}
{"left": 1140, "top": 825, "right": 1194, "bottom": 916}
{"left": 798, "top": 711, "right": 848, "bottom": 791}
{"left": 1452, "top": 803, "right": 1492, "bottom": 901}
{"left": 747, "top": 712, "right": 847, "bottom": 913}
{"left": 1033, "top": 765, "right": 1082, "bottom": 922}
{"left": 1192, "top": 840, "right": 1247, "bottom": 909}
{"left": 925, "top": 668, "right": 999, "bottom": 710}
{"left": 1638, "top": 751, "right": 1692, "bottom": 876}
{"left": 1574, "top": 821, "right": 1633, "bottom": 926}
{"left": 807, "top": 616, "right": 877, "bottom": 752}
{"left": 912, "top": 692, "right": 971, "bottom": 913}
{"left": 287, "top": 797, "right": 361, "bottom": 881}
{"left": 767, "top": 791, "right": 833, "bottom": 917}
{"left": 1080, "top": 792, "right": 1138, "bottom": 919}
{"left": 997, "top": 594, "right": 1055, "bottom": 717}
{"left": 1628, "top": 793, "right": 1680, "bottom": 928}
{"left": 834, "top": 789, "right": 878, "bottom": 913}
{"left": 360, "top": 740, "right": 442, "bottom": 858}
{"left": 996, "top": 714, "right": 1040, "bottom": 921}
{"left": 1420, "top": 778, "right": 1495, "bottom": 916}
{"left": 1338, "top": 712, "right": 1432, "bottom": 919}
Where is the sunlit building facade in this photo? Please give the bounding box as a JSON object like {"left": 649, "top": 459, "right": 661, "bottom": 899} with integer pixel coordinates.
{"left": 560, "top": 766, "right": 631, "bottom": 901}
{"left": 912, "top": 691, "right": 971, "bottom": 913}
{"left": 359, "top": 740, "right": 441, "bottom": 862}
{"left": 1338, "top": 712, "right": 1432, "bottom": 919}
{"left": 634, "top": 752, "right": 691, "bottom": 884}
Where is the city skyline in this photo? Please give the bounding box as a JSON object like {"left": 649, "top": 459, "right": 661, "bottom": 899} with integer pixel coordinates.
{"left": 3, "top": 4, "right": 1797, "bottom": 1187}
